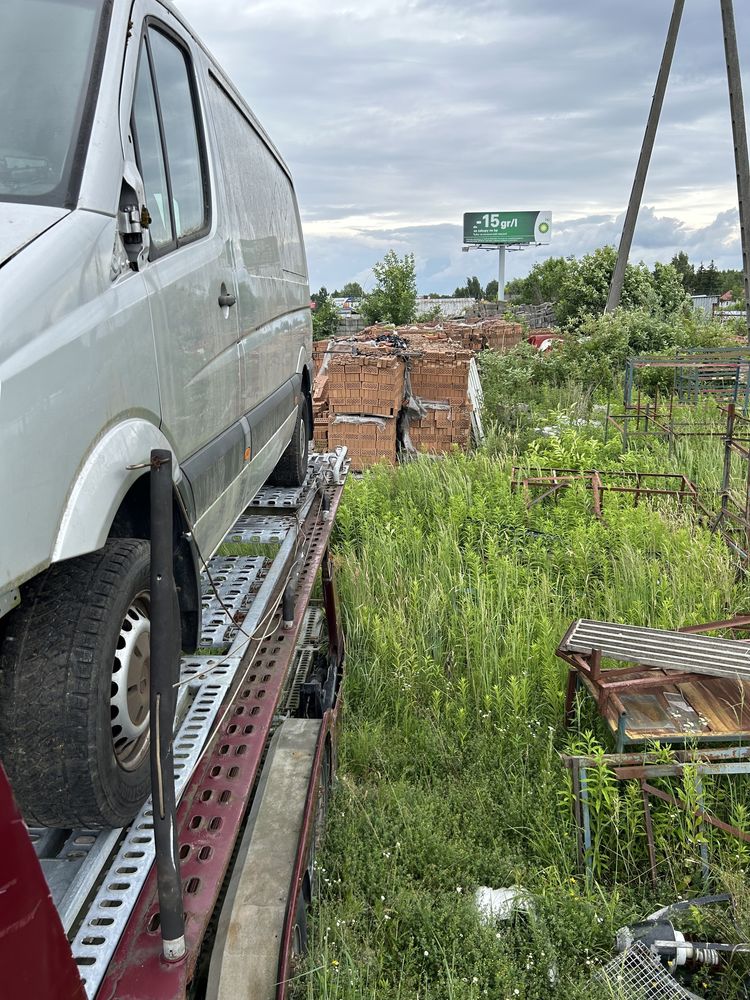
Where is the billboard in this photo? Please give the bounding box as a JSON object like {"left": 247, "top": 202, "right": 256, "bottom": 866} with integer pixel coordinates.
{"left": 463, "top": 211, "right": 552, "bottom": 246}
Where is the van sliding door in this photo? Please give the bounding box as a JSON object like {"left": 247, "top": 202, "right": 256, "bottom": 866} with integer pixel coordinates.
{"left": 130, "top": 14, "right": 241, "bottom": 542}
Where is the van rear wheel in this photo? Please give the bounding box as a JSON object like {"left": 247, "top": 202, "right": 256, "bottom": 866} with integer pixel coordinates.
{"left": 0, "top": 538, "right": 178, "bottom": 829}
{"left": 268, "top": 401, "right": 309, "bottom": 487}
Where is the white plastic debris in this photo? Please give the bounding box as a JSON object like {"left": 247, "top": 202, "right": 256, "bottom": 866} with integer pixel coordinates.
{"left": 474, "top": 886, "right": 533, "bottom": 924}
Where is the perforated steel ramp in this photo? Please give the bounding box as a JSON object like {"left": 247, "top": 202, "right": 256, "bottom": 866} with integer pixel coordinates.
{"left": 200, "top": 555, "right": 267, "bottom": 650}
{"left": 29, "top": 450, "right": 349, "bottom": 999}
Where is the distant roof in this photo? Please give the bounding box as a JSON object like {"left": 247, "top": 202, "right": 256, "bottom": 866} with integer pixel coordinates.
{"left": 720, "top": 290, "right": 734, "bottom": 301}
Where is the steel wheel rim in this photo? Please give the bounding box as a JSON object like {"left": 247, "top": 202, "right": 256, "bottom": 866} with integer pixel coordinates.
{"left": 111, "top": 591, "right": 151, "bottom": 771}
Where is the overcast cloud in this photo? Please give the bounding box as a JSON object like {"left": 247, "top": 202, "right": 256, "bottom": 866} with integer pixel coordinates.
{"left": 176, "top": 0, "right": 750, "bottom": 292}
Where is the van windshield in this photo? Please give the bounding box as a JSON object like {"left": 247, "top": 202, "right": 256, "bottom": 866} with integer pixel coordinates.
{"left": 0, "top": 0, "right": 108, "bottom": 207}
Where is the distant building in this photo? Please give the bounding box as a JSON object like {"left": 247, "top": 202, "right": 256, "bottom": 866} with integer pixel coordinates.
{"left": 720, "top": 290, "right": 734, "bottom": 302}
{"left": 415, "top": 297, "right": 476, "bottom": 318}
{"left": 332, "top": 296, "right": 361, "bottom": 314}
{"left": 690, "top": 294, "right": 719, "bottom": 315}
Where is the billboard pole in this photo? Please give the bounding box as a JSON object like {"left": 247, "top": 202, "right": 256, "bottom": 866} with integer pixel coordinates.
{"left": 720, "top": 0, "right": 750, "bottom": 344}
{"left": 498, "top": 246, "right": 506, "bottom": 301}
{"left": 605, "top": 0, "right": 684, "bottom": 313}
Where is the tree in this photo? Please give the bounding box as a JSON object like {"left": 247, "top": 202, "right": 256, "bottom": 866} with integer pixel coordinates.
{"left": 505, "top": 256, "right": 573, "bottom": 305}
{"left": 311, "top": 287, "right": 339, "bottom": 341}
{"left": 555, "top": 247, "right": 658, "bottom": 326}
{"left": 485, "top": 279, "right": 499, "bottom": 301}
{"left": 670, "top": 251, "right": 695, "bottom": 292}
{"left": 453, "top": 276, "right": 484, "bottom": 299}
{"left": 340, "top": 281, "right": 364, "bottom": 298}
{"left": 361, "top": 250, "right": 418, "bottom": 325}
{"left": 652, "top": 261, "right": 689, "bottom": 315}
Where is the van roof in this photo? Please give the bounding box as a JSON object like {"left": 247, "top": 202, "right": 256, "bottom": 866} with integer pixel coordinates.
{"left": 154, "top": 0, "right": 295, "bottom": 186}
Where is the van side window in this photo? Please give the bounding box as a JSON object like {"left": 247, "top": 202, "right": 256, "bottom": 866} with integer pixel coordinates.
{"left": 131, "top": 26, "right": 208, "bottom": 255}
{"left": 132, "top": 43, "right": 173, "bottom": 249}
{"left": 206, "top": 74, "right": 307, "bottom": 282}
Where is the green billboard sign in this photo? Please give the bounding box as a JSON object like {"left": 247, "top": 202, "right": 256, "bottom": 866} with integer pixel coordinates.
{"left": 463, "top": 211, "right": 552, "bottom": 245}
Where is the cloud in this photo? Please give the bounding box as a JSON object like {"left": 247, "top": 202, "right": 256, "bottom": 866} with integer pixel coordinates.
{"left": 305, "top": 207, "right": 743, "bottom": 293}
{"left": 173, "top": 0, "right": 750, "bottom": 290}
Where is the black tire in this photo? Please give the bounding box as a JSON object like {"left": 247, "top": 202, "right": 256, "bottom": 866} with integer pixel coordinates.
{"left": 268, "top": 400, "right": 309, "bottom": 487}
{"left": 0, "top": 538, "right": 179, "bottom": 828}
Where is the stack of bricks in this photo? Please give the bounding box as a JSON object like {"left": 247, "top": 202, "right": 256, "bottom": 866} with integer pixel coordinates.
{"left": 312, "top": 340, "right": 331, "bottom": 452}
{"left": 328, "top": 414, "right": 398, "bottom": 469}
{"left": 408, "top": 403, "right": 473, "bottom": 454}
{"left": 312, "top": 384, "right": 328, "bottom": 452}
{"left": 325, "top": 347, "right": 405, "bottom": 470}
{"left": 444, "top": 319, "right": 525, "bottom": 353}
{"left": 327, "top": 350, "right": 404, "bottom": 418}
{"left": 401, "top": 336, "right": 474, "bottom": 454}
{"left": 481, "top": 319, "right": 525, "bottom": 352}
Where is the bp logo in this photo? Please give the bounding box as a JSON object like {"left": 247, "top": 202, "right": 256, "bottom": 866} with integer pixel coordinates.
{"left": 538, "top": 221, "right": 550, "bottom": 234}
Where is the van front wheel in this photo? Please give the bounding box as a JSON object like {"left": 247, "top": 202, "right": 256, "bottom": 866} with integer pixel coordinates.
{"left": 0, "top": 538, "right": 178, "bottom": 829}
{"left": 268, "top": 401, "right": 309, "bottom": 487}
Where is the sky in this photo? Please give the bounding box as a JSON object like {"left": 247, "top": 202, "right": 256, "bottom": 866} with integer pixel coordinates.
{"left": 175, "top": 0, "right": 750, "bottom": 294}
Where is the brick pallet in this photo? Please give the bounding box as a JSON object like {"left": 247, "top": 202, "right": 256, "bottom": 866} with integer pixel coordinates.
{"left": 328, "top": 414, "right": 397, "bottom": 471}
{"left": 407, "top": 402, "right": 472, "bottom": 454}
{"left": 328, "top": 351, "right": 405, "bottom": 418}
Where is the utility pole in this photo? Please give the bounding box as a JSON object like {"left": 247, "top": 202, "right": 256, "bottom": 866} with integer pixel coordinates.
{"left": 606, "top": 0, "right": 684, "bottom": 313}
{"left": 721, "top": 0, "right": 750, "bottom": 343}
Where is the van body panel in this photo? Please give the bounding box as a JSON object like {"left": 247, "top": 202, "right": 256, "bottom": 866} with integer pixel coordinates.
{"left": 204, "top": 73, "right": 311, "bottom": 421}
{"left": 0, "top": 211, "right": 160, "bottom": 592}
{"left": 0, "top": 0, "right": 313, "bottom": 613}
{"left": 191, "top": 409, "right": 298, "bottom": 557}
{"left": 0, "top": 204, "right": 69, "bottom": 267}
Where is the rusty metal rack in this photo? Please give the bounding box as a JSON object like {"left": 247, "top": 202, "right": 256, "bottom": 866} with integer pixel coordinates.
{"left": 625, "top": 349, "right": 750, "bottom": 410}
{"left": 511, "top": 466, "right": 700, "bottom": 520}
{"left": 558, "top": 616, "right": 750, "bottom": 752}
{"left": 563, "top": 745, "right": 750, "bottom": 886}
{"left": 605, "top": 390, "right": 728, "bottom": 452}
{"left": 712, "top": 402, "right": 750, "bottom": 561}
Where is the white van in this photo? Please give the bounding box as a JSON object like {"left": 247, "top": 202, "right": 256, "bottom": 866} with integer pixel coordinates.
{"left": 0, "top": 0, "right": 314, "bottom": 828}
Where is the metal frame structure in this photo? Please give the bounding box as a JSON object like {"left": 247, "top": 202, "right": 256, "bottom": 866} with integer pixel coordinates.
{"left": 606, "top": 0, "right": 750, "bottom": 346}
{"left": 511, "top": 466, "right": 700, "bottom": 521}
{"left": 563, "top": 745, "right": 750, "bottom": 886}
{"left": 0, "top": 449, "right": 350, "bottom": 1000}
{"left": 712, "top": 402, "right": 750, "bottom": 561}
{"left": 558, "top": 615, "right": 750, "bottom": 752}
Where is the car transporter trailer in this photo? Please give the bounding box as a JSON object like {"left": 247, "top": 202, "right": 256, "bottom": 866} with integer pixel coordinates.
{"left": 0, "top": 447, "right": 350, "bottom": 1000}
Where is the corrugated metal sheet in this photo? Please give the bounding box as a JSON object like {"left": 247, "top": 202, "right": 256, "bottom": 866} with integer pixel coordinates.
{"left": 416, "top": 297, "right": 476, "bottom": 318}
{"left": 690, "top": 294, "right": 719, "bottom": 315}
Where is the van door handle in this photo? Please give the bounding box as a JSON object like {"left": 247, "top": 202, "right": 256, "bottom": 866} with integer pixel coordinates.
{"left": 218, "top": 287, "right": 236, "bottom": 309}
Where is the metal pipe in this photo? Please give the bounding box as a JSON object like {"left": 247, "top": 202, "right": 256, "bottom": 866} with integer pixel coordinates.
{"left": 606, "top": 0, "right": 684, "bottom": 312}
{"left": 149, "top": 449, "right": 186, "bottom": 962}
{"left": 721, "top": 0, "right": 750, "bottom": 344}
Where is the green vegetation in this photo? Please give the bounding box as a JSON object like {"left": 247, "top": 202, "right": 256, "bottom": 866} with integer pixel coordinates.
{"left": 505, "top": 247, "right": 688, "bottom": 325}
{"left": 453, "top": 276, "right": 498, "bottom": 301}
{"left": 312, "top": 288, "right": 340, "bottom": 341}
{"left": 362, "top": 250, "right": 418, "bottom": 326}
{"left": 672, "top": 251, "right": 745, "bottom": 303}
{"left": 298, "top": 440, "right": 750, "bottom": 998}
{"left": 296, "top": 291, "right": 750, "bottom": 998}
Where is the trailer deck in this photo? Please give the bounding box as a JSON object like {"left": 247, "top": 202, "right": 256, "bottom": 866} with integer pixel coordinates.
{"left": 2, "top": 449, "right": 349, "bottom": 1000}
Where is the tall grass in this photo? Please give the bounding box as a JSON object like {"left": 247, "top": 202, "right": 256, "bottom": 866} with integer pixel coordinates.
{"left": 297, "top": 434, "right": 750, "bottom": 998}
